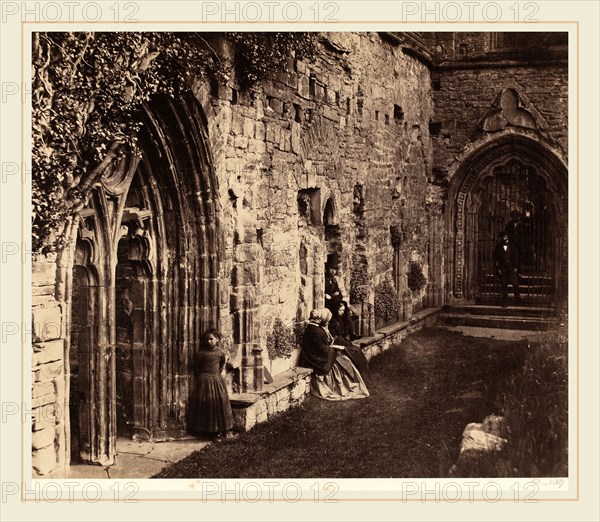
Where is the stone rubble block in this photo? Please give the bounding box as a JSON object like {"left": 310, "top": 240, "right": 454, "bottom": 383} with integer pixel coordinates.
{"left": 233, "top": 135, "right": 249, "bottom": 149}
{"left": 255, "top": 409, "right": 268, "bottom": 424}
{"left": 36, "top": 360, "right": 63, "bottom": 382}
{"left": 32, "top": 393, "right": 56, "bottom": 410}
{"left": 248, "top": 139, "right": 266, "bottom": 154}
{"left": 32, "top": 285, "right": 56, "bottom": 297}
{"left": 32, "top": 255, "right": 57, "bottom": 287}
{"left": 32, "top": 305, "right": 62, "bottom": 342}
{"left": 265, "top": 394, "right": 278, "bottom": 415}
{"left": 291, "top": 380, "right": 308, "bottom": 401}
{"left": 460, "top": 423, "right": 507, "bottom": 454}
{"left": 254, "top": 121, "right": 266, "bottom": 141}
{"left": 243, "top": 117, "right": 254, "bottom": 137}
{"left": 275, "top": 388, "right": 289, "bottom": 403}
{"left": 231, "top": 113, "right": 244, "bottom": 135}
{"left": 279, "top": 129, "right": 291, "bottom": 152}
{"left": 297, "top": 75, "right": 310, "bottom": 99}
{"left": 33, "top": 404, "right": 57, "bottom": 431}
{"left": 277, "top": 395, "right": 290, "bottom": 411}
{"left": 266, "top": 122, "right": 282, "bottom": 144}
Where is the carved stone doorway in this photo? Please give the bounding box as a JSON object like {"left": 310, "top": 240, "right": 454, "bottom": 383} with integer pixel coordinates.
{"left": 447, "top": 135, "right": 567, "bottom": 306}
{"left": 67, "top": 95, "right": 222, "bottom": 465}
{"left": 466, "top": 160, "right": 561, "bottom": 304}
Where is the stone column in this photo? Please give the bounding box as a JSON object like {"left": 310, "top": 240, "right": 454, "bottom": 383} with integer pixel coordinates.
{"left": 426, "top": 211, "right": 444, "bottom": 308}
{"left": 232, "top": 206, "right": 263, "bottom": 393}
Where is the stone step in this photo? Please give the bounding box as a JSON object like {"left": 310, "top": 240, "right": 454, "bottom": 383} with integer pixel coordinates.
{"left": 442, "top": 304, "right": 558, "bottom": 318}
{"left": 437, "top": 312, "right": 557, "bottom": 331}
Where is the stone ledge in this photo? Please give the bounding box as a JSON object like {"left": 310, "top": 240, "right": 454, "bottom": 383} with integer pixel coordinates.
{"left": 360, "top": 307, "right": 442, "bottom": 360}
{"left": 230, "top": 367, "right": 313, "bottom": 407}
{"left": 229, "top": 367, "right": 313, "bottom": 432}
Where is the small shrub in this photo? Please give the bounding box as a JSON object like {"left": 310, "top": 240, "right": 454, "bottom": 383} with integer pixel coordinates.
{"left": 374, "top": 278, "right": 400, "bottom": 326}
{"left": 350, "top": 258, "right": 369, "bottom": 304}
{"left": 266, "top": 317, "right": 297, "bottom": 360}
{"left": 407, "top": 261, "right": 427, "bottom": 293}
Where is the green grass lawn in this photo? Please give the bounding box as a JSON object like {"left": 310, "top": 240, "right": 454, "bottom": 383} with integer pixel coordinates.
{"left": 155, "top": 327, "right": 533, "bottom": 478}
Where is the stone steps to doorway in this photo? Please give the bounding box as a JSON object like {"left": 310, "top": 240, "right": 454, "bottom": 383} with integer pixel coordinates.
{"left": 438, "top": 305, "right": 559, "bottom": 331}
{"left": 444, "top": 304, "right": 558, "bottom": 318}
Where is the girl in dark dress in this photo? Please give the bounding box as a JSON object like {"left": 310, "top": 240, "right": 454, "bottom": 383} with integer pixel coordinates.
{"left": 329, "top": 301, "right": 374, "bottom": 387}
{"left": 191, "top": 329, "right": 234, "bottom": 441}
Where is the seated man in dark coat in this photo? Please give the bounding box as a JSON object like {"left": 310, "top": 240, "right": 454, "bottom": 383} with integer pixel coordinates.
{"left": 493, "top": 231, "right": 522, "bottom": 307}
{"left": 324, "top": 262, "right": 343, "bottom": 314}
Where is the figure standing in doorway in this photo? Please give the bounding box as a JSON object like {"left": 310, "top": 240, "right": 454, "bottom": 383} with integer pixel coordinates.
{"left": 324, "top": 254, "right": 343, "bottom": 313}
{"left": 493, "top": 231, "right": 522, "bottom": 307}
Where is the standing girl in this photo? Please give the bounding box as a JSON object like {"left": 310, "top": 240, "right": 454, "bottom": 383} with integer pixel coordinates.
{"left": 191, "top": 329, "right": 234, "bottom": 441}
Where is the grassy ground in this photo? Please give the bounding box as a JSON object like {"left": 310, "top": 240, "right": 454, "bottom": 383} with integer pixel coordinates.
{"left": 156, "top": 327, "right": 537, "bottom": 479}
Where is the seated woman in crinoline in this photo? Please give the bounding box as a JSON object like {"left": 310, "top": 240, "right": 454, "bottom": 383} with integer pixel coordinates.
{"left": 328, "top": 300, "right": 374, "bottom": 387}
{"left": 298, "top": 308, "right": 369, "bottom": 401}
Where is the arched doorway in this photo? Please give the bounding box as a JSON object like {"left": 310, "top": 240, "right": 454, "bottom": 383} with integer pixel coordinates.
{"left": 67, "top": 94, "right": 223, "bottom": 465}
{"left": 447, "top": 135, "right": 567, "bottom": 306}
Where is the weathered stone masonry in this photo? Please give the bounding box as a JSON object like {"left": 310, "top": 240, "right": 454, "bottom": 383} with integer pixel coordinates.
{"left": 31, "top": 32, "right": 568, "bottom": 475}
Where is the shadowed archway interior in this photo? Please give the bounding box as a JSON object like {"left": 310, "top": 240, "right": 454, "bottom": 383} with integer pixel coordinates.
{"left": 446, "top": 135, "right": 568, "bottom": 305}
{"left": 68, "top": 94, "right": 223, "bottom": 465}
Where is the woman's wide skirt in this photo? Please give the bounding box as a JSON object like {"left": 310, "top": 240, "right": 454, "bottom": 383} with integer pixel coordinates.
{"left": 190, "top": 373, "right": 234, "bottom": 434}
{"left": 310, "top": 353, "right": 369, "bottom": 401}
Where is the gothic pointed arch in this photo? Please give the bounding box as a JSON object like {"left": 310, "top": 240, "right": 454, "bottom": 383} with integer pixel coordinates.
{"left": 446, "top": 134, "right": 567, "bottom": 304}
{"left": 67, "top": 93, "right": 223, "bottom": 465}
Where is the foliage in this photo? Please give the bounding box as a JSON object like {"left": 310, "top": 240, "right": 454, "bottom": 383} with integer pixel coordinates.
{"left": 266, "top": 317, "right": 297, "bottom": 360}
{"left": 226, "top": 33, "right": 318, "bottom": 88}
{"left": 498, "top": 338, "right": 568, "bottom": 476}
{"left": 446, "top": 336, "right": 568, "bottom": 478}
{"left": 32, "top": 32, "right": 319, "bottom": 253}
{"left": 407, "top": 260, "right": 427, "bottom": 293}
{"left": 374, "top": 278, "right": 400, "bottom": 326}
{"left": 349, "top": 257, "right": 369, "bottom": 304}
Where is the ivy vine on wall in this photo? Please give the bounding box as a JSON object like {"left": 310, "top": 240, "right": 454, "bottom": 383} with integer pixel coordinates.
{"left": 32, "top": 31, "right": 319, "bottom": 253}
{"left": 266, "top": 317, "right": 298, "bottom": 360}
{"left": 374, "top": 278, "right": 400, "bottom": 326}
{"left": 349, "top": 257, "right": 369, "bottom": 304}
{"left": 407, "top": 260, "right": 427, "bottom": 293}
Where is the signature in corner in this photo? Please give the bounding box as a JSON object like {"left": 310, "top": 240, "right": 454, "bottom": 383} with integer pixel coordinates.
{"left": 531, "top": 478, "right": 567, "bottom": 488}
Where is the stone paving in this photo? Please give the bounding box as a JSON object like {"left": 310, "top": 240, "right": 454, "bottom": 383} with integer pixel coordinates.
{"left": 47, "top": 438, "right": 212, "bottom": 479}
{"left": 438, "top": 325, "right": 550, "bottom": 341}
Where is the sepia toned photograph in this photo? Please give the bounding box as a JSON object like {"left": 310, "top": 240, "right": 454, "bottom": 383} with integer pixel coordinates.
{"left": 29, "top": 29, "right": 571, "bottom": 485}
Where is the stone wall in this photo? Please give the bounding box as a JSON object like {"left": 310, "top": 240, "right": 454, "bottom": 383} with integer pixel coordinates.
{"left": 31, "top": 253, "right": 66, "bottom": 475}
{"left": 431, "top": 60, "right": 568, "bottom": 180}
{"left": 30, "top": 31, "right": 569, "bottom": 477}
{"left": 201, "top": 32, "right": 434, "bottom": 374}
